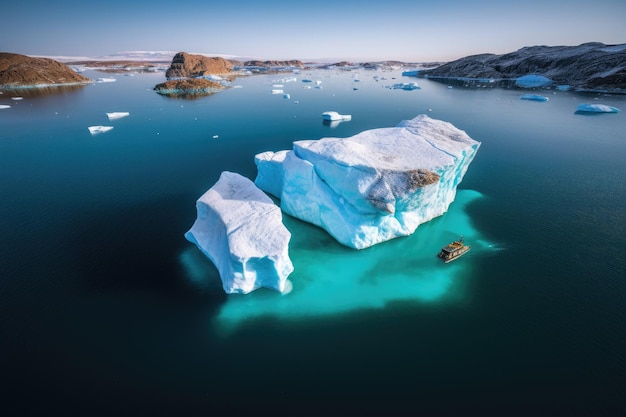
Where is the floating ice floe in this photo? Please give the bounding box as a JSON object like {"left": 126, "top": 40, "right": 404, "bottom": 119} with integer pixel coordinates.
{"left": 11, "top": 97, "right": 23, "bottom": 101}
{"left": 389, "top": 82, "right": 421, "bottom": 90}
{"left": 271, "top": 89, "right": 284, "bottom": 95}
{"left": 0, "top": 105, "right": 10, "bottom": 110}
{"left": 106, "top": 112, "right": 130, "bottom": 120}
{"left": 184, "top": 171, "right": 294, "bottom": 294}
{"left": 96, "top": 77, "right": 116, "bottom": 83}
{"left": 575, "top": 103, "right": 620, "bottom": 114}
{"left": 255, "top": 114, "right": 480, "bottom": 249}
{"left": 515, "top": 74, "right": 552, "bottom": 88}
{"left": 88, "top": 126, "right": 114, "bottom": 134}
{"left": 283, "top": 93, "right": 291, "bottom": 99}
{"left": 520, "top": 94, "right": 549, "bottom": 102}
{"left": 322, "top": 111, "right": 352, "bottom": 122}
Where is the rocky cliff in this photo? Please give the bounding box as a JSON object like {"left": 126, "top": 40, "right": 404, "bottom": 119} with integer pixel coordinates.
{"left": 416, "top": 42, "right": 626, "bottom": 92}
{"left": 243, "top": 60, "right": 304, "bottom": 68}
{"left": 0, "top": 53, "right": 91, "bottom": 88}
{"left": 165, "top": 52, "right": 233, "bottom": 79}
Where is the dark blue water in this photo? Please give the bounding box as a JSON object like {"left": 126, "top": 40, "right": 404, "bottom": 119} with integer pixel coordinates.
{"left": 1, "top": 69, "right": 625, "bottom": 416}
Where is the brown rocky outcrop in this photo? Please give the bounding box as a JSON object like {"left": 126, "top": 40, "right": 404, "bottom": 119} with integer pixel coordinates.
{"left": 0, "top": 53, "right": 91, "bottom": 88}
{"left": 154, "top": 78, "right": 225, "bottom": 96}
{"left": 165, "top": 52, "right": 233, "bottom": 79}
{"left": 243, "top": 60, "right": 304, "bottom": 68}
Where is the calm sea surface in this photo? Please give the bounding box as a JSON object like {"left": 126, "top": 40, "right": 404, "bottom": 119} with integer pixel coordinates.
{"left": 1, "top": 69, "right": 625, "bottom": 416}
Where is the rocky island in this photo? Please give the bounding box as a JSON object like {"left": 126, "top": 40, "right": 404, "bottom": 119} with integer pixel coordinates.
{"left": 412, "top": 42, "right": 626, "bottom": 93}
{"left": 153, "top": 52, "right": 236, "bottom": 97}
{"left": 0, "top": 53, "right": 91, "bottom": 89}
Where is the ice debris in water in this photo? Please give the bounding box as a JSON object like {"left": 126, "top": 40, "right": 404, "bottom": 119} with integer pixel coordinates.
{"left": 106, "top": 112, "right": 130, "bottom": 120}
{"left": 322, "top": 111, "right": 352, "bottom": 121}
{"left": 88, "top": 126, "right": 114, "bottom": 134}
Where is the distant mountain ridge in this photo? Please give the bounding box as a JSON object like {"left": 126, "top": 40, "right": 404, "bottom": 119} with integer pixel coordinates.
{"left": 415, "top": 42, "right": 626, "bottom": 92}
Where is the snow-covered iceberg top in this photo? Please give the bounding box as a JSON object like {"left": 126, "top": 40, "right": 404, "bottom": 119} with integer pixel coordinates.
{"left": 255, "top": 115, "right": 481, "bottom": 249}
{"left": 575, "top": 103, "right": 620, "bottom": 114}
{"left": 185, "top": 171, "right": 294, "bottom": 294}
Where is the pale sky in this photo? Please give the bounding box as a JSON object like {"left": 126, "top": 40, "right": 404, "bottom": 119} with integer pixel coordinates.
{"left": 1, "top": 0, "right": 625, "bottom": 62}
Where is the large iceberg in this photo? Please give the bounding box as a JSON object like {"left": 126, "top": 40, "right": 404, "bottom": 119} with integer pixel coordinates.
{"left": 255, "top": 115, "right": 480, "bottom": 249}
{"left": 185, "top": 171, "right": 294, "bottom": 294}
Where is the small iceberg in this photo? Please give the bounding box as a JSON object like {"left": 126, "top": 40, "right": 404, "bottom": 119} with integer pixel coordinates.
{"left": 0, "top": 104, "right": 10, "bottom": 110}
{"left": 88, "top": 126, "right": 114, "bottom": 134}
{"left": 322, "top": 111, "right": 352, "bottom": 122}
{"left": 96, "top": 77, "right": 116, "bottom": 83}
{"left": 575, "top": 104, "right": 620, "bottom": 114}
{"left": 11, "top": 97, "right": 23, "bottom": 101}
{"left": 515, "top": 74, "right": 552, "bottom": 88}
{"left": 106, "top": 112, "right": 130, "bottom": 120}
{"left": 520, "top": 94, "right": 549, "bottom": 102}
{"left": 390, "top": 82, "right": 421, "bottom": 91}
{"left": 283, "top": 93, "right": 290, "bottom": 99}
{"left": 271, "top": 89, "right": 284, "bottom": 95}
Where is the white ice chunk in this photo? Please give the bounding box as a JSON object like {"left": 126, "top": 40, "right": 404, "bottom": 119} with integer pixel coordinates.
{"left": 88, "top": 126, "right": 114, "bottom": 134}
{"left": 0, "top": 104, "right": 10, "bottom": 109}
{"left": 255, "top": 115, "right": 480, "bottom": 249}
{"left": 322, "top": 111, "right": 352, "bottom": 121}
{"left": 185, "top": 171, "right": 294, "bottom": 294}
{"left": 106, "top": 112, "right": 130, "bottom": 120}
{"left": 271, "top": 89, "right": 284, "bottom": 95}
{"left": 96, "top": 77, "right": 116, "bottom": 83}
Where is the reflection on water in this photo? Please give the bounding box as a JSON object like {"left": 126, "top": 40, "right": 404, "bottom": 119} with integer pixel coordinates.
{"left": 0, "top": 83, "right": 89, "bottom": 98}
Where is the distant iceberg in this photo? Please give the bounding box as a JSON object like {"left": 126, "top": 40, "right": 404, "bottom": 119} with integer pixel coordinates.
{"left": 0, "top": 104, "right": 10, "bottom": 110}
{"left": 390, "top": 82, "right": 421, "bottom": 90}
{"left": 515, "top": 74, "right": 552, "bottom": 88}
{"left": 185, "top": 171, "right": 294, "bottom": 294}
{"left": 575, "top": 103, "right": 620, "bottom": 114}
{"left": 106, "top": 112, "right": 130, "bottom": 120}
{"left": 322, "top": 111, "right": 351, "bottom": 122}
{"left": 96, "top": 77, "right": 117, "bottom": 83}
{"left": 401, "top": 70, "right": 419, "bottom": 76}
{"left": 271, "top": 89, "right": 284, "bottom": 95}
{"left": 255, "top": 115, "right": 480, "bottom": 249}
{"left": 520, "top": 94, "right": 549, "bottom": 102}
{"left": 88, "top": 126, "right": 114, "bottom": 134}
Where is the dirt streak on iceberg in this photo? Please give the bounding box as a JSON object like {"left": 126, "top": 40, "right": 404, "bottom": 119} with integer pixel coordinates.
{"left": 255, "top": 115, "right": 481, "bottom": 249}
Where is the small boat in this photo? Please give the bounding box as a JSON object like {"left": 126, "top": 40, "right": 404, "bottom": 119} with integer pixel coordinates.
{"left": 437, "top": 235, "right": 470, "bottom": 263}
